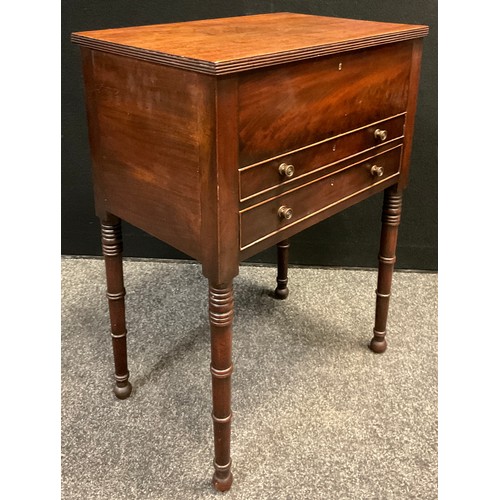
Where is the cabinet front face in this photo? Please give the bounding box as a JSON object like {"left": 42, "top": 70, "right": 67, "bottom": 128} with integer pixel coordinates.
{"left": 237, "top": 41, "right": 414, "bottom": 255}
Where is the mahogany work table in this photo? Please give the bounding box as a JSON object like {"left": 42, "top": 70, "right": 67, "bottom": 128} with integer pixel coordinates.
{"left": 72, "top": 13, "right": 428, "bottom": 492}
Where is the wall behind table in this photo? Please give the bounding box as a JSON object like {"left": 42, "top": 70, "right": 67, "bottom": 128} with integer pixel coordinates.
{"left": 62, "top": 0, "right": 437, "bottom": 270}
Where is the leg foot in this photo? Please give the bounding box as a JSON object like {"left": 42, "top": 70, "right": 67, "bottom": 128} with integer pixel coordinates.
{"left": 274, "top": 286, "right": 289, "bottom": 300}
{"left": 212, "top": 464, "right": 233, "bottom": 492}
{"left": 274, "top": 239, "right": 290, "bottom": 300}
{"left": 370, "top": 188, "right": 403, "bottom": 353}
{"left": 113, "top": 379, "right": 132, "bottom": 400}
{"left": 369, "top": 334, "right": 388, "bottom": 354}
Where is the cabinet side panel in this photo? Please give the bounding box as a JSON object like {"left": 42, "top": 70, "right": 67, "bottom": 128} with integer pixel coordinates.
{"left": 81, "top": 48, "right": 210, "bottom": 259}
{"left": 399, "top": 38, "right": 424, "bottom": 188}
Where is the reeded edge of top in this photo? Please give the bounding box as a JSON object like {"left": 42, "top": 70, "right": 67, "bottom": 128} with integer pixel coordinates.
{"left": 71, "top": 24, "right": 429, "bottom": 75}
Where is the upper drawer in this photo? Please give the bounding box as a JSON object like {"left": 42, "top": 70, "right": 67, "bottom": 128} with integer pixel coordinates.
{"left": 239, "top": 114, "right": 405, "bottom": 202}
{"left": 238, "top": 41, "right": 413, "bottom": 167}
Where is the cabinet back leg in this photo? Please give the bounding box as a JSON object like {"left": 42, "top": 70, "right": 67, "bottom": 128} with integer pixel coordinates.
{"left": 101, "top": 215, "right": 132, "bottom": 399}
{"left": 274, "top": 239, "right": 290, "bottom": 300}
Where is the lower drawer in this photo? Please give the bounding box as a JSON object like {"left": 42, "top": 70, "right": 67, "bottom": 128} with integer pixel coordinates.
{"left": 240, "top": 146, "right": 402, "bottom": 250}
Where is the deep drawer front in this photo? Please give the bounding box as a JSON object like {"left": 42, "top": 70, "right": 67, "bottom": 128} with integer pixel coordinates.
{"left": 240, "top": 146, "right": 402, "bottom": 250}
{"left": 239, "top": 114, "right": 405, "bottom": 202}
{"left": 238, "top": 41, "right": 412, "bottom": 167}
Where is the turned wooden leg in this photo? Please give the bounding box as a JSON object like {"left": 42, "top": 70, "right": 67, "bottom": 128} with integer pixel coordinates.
{"left": 370, "top": 187, "right": 403, "bottom": 354}
{"left": 274, "top": 238, "right": 290, "bottom": 299}
{"left": 209, "top": 282, "right": 234, "bottom": 492}
{"left": 101, "top": 215, "right": 132, "bottom": 399}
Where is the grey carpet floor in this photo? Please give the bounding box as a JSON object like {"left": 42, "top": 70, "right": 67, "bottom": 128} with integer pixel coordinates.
{"left": 61, "top": 257, "right": 437, "bottom": 500}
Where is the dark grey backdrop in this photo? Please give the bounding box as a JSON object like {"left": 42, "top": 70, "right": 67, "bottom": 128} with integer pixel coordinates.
{"left": 62, "top": 1, "right": 437, "bottom": 270}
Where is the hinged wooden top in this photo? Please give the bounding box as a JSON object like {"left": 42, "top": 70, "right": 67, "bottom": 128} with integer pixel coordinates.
{"left": 72, "top": 12, "right": 428, "bottom": 75}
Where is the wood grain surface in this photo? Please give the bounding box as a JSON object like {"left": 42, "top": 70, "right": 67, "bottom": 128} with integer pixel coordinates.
{"left": 72, "top": 13, "right": 428, "bottom": 75}
{"left": 82, "top": 48, "right": 211, "bottom": 260}
{"left": 238, "top": 41, "right": 412, "bottom": 166}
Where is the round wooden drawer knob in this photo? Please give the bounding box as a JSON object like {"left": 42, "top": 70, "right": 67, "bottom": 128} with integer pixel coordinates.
{"left": 370, "top": 164, "right": 384, "bottom": 177}
{"left": 278, "top": 205, "right": 293, "bottom": 220}
{"left": 374, "top": 128, "right": 388, "bottom": 141}
{"left": 278, "top": 163, "right": 295, "bottom": 178}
